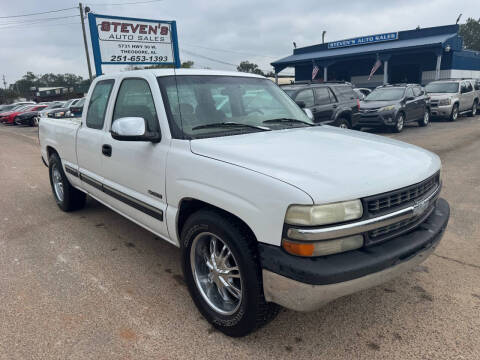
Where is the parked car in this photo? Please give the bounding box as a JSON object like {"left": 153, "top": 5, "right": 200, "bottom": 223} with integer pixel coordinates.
{"left": 358, "top": 83, "right": 430, "bottom": 132}
{"left": 354, "top": 87, "right": 372, "bottom": 100}
{"left": 35, "top": 102, "right": 66, "bottom": 124}
{"left": 282, "top": 82, "right": 360, "bottom": 128}
{"left": 0, "top": 104, "right": 40, "bottom": 124}
{"left": 0, "top": 102, "right": 34, "bottom": 114}
{"left": 39, "top": 69, "right": 449, "bottom": 337}
{"left": 14, "top": 105, "right": 49, "bottom": 126}
{"left": 425, "top": 79, "right": 479, "bottom": 121}
{"left": 67, "top": 97, "right": 86, "bottom": 117}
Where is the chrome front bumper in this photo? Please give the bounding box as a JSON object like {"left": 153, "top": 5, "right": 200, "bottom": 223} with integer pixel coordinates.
{"left": 262, "top": 242, "right": 436, "bottom": 312}
{"left": 261, "top": 197, "right": 449, "bottom": 312}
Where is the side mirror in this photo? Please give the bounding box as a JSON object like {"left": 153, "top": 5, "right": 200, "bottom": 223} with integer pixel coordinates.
{"left": 295, "top": 100, "right": 306, "bottom": 108}
{"left": 405, "top": 96, "right": 415, "bottom": 101}
{"left": 111, "top": 117, "right": 160, "bottom": 142}
{"left": 303, "top": 108, "right": 314, "bottom": 120}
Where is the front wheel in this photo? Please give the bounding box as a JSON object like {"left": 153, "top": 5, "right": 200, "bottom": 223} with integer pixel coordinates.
{"left": 393, "top": 113, "right": 405, "bottom": 133}
{"left": 418, "top": 108, "right": 430, "bottom": 127}
{"left": 48, "top": 153, "right": 86, "bottom": 211}
{"left": 181, "top": 210, "right": 279, "bottom": 337}
{"left": 449, "top": 104, "right": 458, "bottom": 122}
{"left": 33, "top": 117, "right": 39, "bottom": 127}
{"left": 336, "top": 117, "right": 350, "bottom": 129}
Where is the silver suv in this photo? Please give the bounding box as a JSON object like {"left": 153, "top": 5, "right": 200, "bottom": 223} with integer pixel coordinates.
{"left": 426, "top": 79, "right": 479, "bottom": 121}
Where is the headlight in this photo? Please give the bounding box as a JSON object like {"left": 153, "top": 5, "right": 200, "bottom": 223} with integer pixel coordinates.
{"left": 438, "top": 98, "right": 451, "bottom": 106}
{"left": 285, "top": 200, "right": 363, "bottom": 226}
{"left": 379, "top": 105, "right": 396, "bottom": 111}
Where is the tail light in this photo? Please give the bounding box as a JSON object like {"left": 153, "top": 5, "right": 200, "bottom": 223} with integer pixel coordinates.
{"left": 357, "top": 99, "right": 360, "bottom": 110}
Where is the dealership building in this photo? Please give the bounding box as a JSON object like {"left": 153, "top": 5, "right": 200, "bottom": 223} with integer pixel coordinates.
{"left": 271, "top": 24, "right": 480, "bottom": 88}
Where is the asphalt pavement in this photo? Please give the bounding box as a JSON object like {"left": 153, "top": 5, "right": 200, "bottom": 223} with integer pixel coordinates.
{"left": 0, "top": 117, "right": 479, "bottom": 359}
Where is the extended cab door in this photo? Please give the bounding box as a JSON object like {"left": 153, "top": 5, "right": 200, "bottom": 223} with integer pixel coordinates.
{"left": 76, "top": 79, "right": 115, "bottom": 200}
{"left": 312, "top": 87, "right": 335, "bottom": 123}
{"left": 99, "top": 75, "right": 170, "bottom": 239}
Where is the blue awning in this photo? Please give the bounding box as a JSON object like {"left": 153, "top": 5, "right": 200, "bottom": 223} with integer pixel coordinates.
{"left": 272, "top": 32, "right": 457, "bottom": 71}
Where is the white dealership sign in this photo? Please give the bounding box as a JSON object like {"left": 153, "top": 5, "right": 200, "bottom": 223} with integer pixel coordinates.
{"left": 88, "top": 13, "right": 180, "bottom": 75}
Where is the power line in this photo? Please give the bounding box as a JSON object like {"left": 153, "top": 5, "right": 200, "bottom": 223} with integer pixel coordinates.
{"left": 0, "top": 14, "right": 80, "bottom": 26}
{"left": 0, "top": 15, "right": 80, "bottom": 29}
{"left": 88, "top": 0, "right": 164, "bottom": 5}
{"left": 183, "top": 43, "right": 277, "bottom": 59}
{"left": 181, "top": 49, "right": 237, "bottom": 67}
{"left": 0, "top": 7, "right": 77, "bottom": 19}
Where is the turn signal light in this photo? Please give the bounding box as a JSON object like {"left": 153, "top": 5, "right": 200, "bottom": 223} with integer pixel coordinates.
{"left": 282, "top": 239, "right": 315, "bottom": 257}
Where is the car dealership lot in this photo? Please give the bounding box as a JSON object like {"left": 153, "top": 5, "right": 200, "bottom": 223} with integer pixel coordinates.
{"left": 1, "top": 119, "right": 479, "bottom": 359}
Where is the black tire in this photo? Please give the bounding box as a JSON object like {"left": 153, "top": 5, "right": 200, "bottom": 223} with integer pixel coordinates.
{"left": 469, "top": 100, "right": 478, "bottom": 117}
{"left": 181, "top": 209, "right": 279, "bottom": 337}
{"left": 418, "top": 108, "right": 430, "bottom": 127}
{"left": 449, "top": 104, "right": 458, "bottom": 122}
{"left": 335, "top": 117, "right": 350, "bottom": 129}
{"left": 48, "top": 153, "right": 86, "bottom": 212}
{"left": 392, "top": 112, "right": 405, "bottom": 133}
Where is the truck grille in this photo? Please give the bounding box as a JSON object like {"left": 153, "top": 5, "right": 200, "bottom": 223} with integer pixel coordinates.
{"left": 366, "top": 205, "right": 434, "bottom": 245}
{"left": 365, "top": 172, "right": 440, "bottom": 215}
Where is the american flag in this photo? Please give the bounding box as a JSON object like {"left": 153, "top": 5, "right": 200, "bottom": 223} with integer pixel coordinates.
{"left": 312, "top": 64, "right": 319, "bottom": 80}
{"left": 368, "top": 59, "right": 382, "bottom": 80}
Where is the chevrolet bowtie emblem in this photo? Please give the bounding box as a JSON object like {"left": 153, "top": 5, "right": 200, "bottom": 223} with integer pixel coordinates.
{"left": 412, "top": 198, "right": 429, "bottom": 217}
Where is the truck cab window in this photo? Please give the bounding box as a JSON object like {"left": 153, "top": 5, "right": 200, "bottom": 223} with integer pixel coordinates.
{"left": 112, "top": 78, "right": 159, "bottom": 132}
{"left": 86, "top": 80, "right": 114, "bottom": 129}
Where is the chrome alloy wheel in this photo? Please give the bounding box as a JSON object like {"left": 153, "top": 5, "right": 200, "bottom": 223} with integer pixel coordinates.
{"left": 190, "top": 232, "right": 242, "bottom": 315}
{"left": 473, "top": 102, "right": 477, "bottom": 116}
{"left": 52, "top": 164, "right": 64, "bottom": 202}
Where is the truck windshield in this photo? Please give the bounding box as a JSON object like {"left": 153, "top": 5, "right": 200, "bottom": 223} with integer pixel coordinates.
{"left": 157, "top": 75, "right": 313, "bottom": 139}
{"left": 365, "top": 88, "right": 405, "bottom": 101}
{"left": 425, "top": 82, "right": 459, "bottom": 93}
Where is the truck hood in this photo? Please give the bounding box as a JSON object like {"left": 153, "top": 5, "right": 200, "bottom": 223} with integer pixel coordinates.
{"left": 190, "top": 126, "right": 441, "bottom": 204}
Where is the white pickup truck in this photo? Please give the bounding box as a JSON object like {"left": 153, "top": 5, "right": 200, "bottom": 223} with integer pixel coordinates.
{"left": 39, "top": 69, "right": 450, "bottom": 337}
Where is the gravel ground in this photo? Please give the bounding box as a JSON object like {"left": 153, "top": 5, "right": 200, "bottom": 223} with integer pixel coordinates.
{"left": 0, "top": 117, "right": 479, "bottom": 359}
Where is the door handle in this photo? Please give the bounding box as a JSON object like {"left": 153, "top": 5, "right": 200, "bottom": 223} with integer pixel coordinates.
{"left": 332, "top": 104, "right": 337, "bottom": 108}
{"left": 102, "top": 144, "right": 112, "bottom": 157}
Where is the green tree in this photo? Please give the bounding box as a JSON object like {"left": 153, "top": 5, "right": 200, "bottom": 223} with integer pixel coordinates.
{"left": 237, "top": 61, "right": 265, "bottom": 76}
{"left": 459, "top": 18, "right": 480, "bottom": 51}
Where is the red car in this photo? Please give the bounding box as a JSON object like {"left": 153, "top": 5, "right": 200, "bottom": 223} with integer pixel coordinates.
{"left": 0, "top": 105, "right": 46, "bottom": 124}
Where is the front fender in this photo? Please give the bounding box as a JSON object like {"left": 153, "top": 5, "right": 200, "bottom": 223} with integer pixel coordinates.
{"left": 165, "top": 140, "right": 313, "bottom": 247}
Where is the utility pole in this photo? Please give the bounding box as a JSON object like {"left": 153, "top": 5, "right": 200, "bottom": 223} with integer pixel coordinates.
{"left": 79, "top": 3, "right": 93, "bottom": 80}
{"left": 2, "top": 75, "right": 6, "bottom": 90}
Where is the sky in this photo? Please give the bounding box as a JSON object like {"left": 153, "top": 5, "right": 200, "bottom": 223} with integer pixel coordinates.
{"left": 1, "top": 0, "right": 479, "bottom": 85}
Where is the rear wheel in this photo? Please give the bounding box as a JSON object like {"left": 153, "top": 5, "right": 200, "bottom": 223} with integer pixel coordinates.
{"left": 418, "top": 108, "right": 430, "bottom": 127}
{"left": 33, "top": 117, "right": 39, "bottom": 126}
{"left": 450, "top": 104, "right": 458, "bottom": 122}
{"left": 393, "top": 113, "right": 405, "bottom": 133}
{"left": 469, "top": 100, "right": 478, "bottom": 117}
{"left": 181, "top": 209, "right": 279, "bottom": 337}
{"left": 48, "top": 153, "right": 86, "bottom": 211}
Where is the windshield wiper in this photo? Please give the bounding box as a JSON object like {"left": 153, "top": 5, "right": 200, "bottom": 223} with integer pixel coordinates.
{"left": 191, "top": 122, "right": 271, "bottom": 131}
{"left": 263, "top": 118, "right": 314, "bottom": 126}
